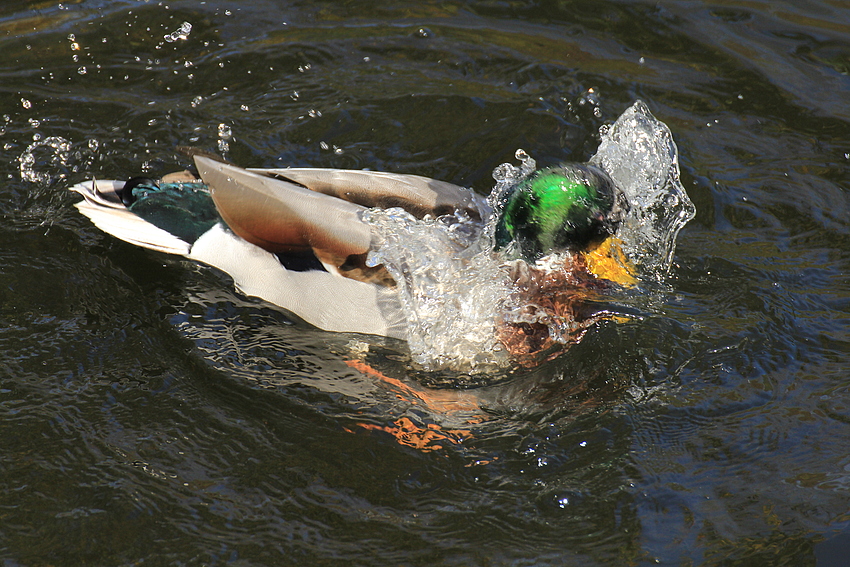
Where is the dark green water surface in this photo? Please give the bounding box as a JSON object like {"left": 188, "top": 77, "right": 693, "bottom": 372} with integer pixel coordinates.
{"left": 2, "top": 1, "right": 850, "bottom": 565}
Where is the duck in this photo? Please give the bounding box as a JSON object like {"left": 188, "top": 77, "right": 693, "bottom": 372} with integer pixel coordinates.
{"left": 70, "top": 151, "right": 636, "bottom": 362}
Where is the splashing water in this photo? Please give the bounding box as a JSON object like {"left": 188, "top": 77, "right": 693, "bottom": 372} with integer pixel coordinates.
{"left": 19, "top": 136, "right": 72, "bottom": 184}
{"left": 363, "top": 207, "right": 512, "bottom": 371}
{"left": 364, "top": 101, "right": 695, "bottom": 371}
{"left": 590, "top": 100, "right": 696, "bottom": 280}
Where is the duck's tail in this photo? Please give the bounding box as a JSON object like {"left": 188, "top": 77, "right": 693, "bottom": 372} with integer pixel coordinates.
{"left": 70, "top": 179, "right": 193, "bottom": 255}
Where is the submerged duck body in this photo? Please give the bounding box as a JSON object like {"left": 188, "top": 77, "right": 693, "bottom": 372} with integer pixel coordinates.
{"left": 71, "top": 154, "right": 635, "bottom": 363}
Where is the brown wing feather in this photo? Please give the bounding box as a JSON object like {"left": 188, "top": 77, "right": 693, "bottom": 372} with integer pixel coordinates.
{"left": 194, "top": 157, "right": 485, "bottom": 288}
{"left": 194, "top": 156, "right": 373, "bottom": 258}
{"left": 249, "top": 167, "right": 484, "bottom": 220}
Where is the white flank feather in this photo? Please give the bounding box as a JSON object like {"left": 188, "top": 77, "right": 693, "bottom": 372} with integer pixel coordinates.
{"left": 189, "top": 224, "right": 407, "bottom": 339}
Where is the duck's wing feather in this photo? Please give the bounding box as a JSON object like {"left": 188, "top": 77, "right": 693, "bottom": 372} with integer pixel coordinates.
{"left": 195, "top": 156, "right": 372, "bottom": 260}
{"left": 248, "top": 166, "right": 485, "bottom": 220}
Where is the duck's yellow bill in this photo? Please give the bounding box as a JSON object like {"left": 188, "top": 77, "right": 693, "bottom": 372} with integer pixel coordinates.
{"left": 582, "top": 237, "right": 637, "bottom": 286}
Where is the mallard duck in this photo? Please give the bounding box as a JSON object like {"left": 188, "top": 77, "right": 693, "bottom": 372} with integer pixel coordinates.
{"left": 70, "top": 154, "right": 635, "bottom": 360}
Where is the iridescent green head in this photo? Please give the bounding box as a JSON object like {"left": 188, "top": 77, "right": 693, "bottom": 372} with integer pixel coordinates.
{"left": 494, "top": 163, "right": 627, "bottom": 260}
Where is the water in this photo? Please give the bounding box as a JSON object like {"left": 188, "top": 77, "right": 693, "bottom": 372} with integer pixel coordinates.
{"left": 2, "top": 1, "right": 850, "bottom": 565}
{"left": 365, "top": 101, "right": 694, "bottom": 372}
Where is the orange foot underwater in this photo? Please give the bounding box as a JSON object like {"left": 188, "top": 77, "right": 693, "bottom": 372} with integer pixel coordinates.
{"left": 344, "top": 359, "right": 485, "bottom": 452}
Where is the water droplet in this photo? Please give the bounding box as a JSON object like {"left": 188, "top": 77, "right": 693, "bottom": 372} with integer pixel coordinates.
{"left": 21, "top": 98, "right": 32, "bottom": 109}
{"left": 164, "top": 21, "right": 192, "bottom": 43}
{"left": 217, "top": 123, "right": 232, "bottom": 154}
{"left": 18, "top": 135, "right": 72, "bottom": 183}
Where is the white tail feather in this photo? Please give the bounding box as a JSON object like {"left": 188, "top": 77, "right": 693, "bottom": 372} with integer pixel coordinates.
{"left": 70, "top": 180, "right": 191, "bottom": 255}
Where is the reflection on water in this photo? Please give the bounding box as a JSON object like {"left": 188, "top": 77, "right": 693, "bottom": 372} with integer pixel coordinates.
{"left": 2, "top": 0, "right": 850, "bottom": 565}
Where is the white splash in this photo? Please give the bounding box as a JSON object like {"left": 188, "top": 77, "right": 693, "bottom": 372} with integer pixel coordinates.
{"left": 363, "top": 207, "right": 512, "bottom": 371}
{"left": 364, "top": 101, "right": 695, "bottom": 371}
{"left": 590, "top": 100, "right": 695, "bottom": 279}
